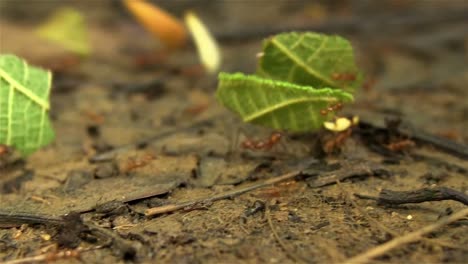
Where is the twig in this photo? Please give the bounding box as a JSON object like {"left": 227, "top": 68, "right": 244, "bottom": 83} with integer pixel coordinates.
{"left": 265, "top": 204, "right": 307, "bottom": 264}
{"left": 358, "top": 119, "right": 468, "bottom": 160}
{"left": 0, "top": 211, "right": 63, "bottom": 228}
{"left": 145, "top": 170, "right": 302, "bottom": 216}
{"left": 406, "top": 128, "right": 468, "bottom": 160}
{"left": 77, "top": 185, "right": 175, "bottom": 214}
{"left": 355, "top": 187, "right": 468, "bottom": 206}
{"left": 342, "top": 208, "right": 468, "bottom": 264}
{"left": 305, "top": 161, "right": 389, "bottom": 188}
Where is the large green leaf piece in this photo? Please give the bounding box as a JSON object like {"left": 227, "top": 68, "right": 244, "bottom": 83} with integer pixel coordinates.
{"left": 216, "top": 72, "right": 353, "bottom": 132}
{"left": 0, "top": 54, "right": 55, "bottom": 155}
{"left": 257, "top": 32, "right": 362, "bottom": 92}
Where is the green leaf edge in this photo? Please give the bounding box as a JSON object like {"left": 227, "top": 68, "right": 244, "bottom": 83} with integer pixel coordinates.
{"left": 216, "top": 72, "right": 354, "bottom": 131}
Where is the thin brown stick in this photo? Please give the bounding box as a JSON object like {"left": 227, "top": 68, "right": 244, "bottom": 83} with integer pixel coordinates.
{"left": 342, "top": 208, "right": 468, "bottom": 264}
{"left": 378, "top": 187, "right": 468, "bottom": 205}
{"left": 0, "top": 211, "right": 63, "bottom": 227}
{"left": 145, "top": 170, "right": 302, "bottom": 216}
{"left": 354, "top": 187, "right": 468, "bottom": 206}
{"left": 305, "top": 161, "right": 388, "bottom": 188}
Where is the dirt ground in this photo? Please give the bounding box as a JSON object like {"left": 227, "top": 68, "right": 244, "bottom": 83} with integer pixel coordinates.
{"left": 0, "top": 1, "right": 467, "bottom": 263}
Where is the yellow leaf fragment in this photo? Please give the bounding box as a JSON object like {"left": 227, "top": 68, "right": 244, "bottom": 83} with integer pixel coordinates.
{"left": 36, "top": 7, "right": 91, "bottom": 56}
{"left": 123, "top": 0, "right": 187, "bottom": 49}
{"left": 184, "top": 11, "right": 221, "bottom": 73}
{"left": 324, "top": 117, "right": 352, "bottom": 132}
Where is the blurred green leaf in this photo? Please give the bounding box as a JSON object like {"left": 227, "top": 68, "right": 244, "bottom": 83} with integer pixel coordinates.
{"left": 0, "top": 54, "right": 55, "bottom": 156}
{"left": 36, "top": 7, "right": 91, "bottom": 56}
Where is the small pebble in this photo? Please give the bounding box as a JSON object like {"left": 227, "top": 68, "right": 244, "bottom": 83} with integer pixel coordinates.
{"left": 407, "top": 215, "right": 413, "bottom": 220}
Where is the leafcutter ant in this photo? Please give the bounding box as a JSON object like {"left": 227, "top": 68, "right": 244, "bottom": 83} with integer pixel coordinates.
{"left": 331, "top": 72, "right": 356, "bottom": 81}
{"left": 0, "top": 144, "right": 10, "bottom": 157}
{"left": 323, "top": 128, "right": 352, "bottom": 154}
{"left": 241, "top": 132, "right": 284, "bottom": 151}
{"left": 322, "top": 116, "right": 359, "bottom": 154}
{"left": 385, "top": 139, "right": 415, "bottom": 152}
{"left": 320, "top": 102, "right": 343, "bottom": 116}
{"left": 121, "top": 153, "right": 155, "bottom": 173}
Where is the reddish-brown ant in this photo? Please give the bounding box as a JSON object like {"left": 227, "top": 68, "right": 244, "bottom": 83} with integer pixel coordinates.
{"left": 320, "top": 102, "right": 343, "bottom": 116}
{"left": 121, "top": 153, "right": 155, "bottom": 173}
{"left": 386, "top": 139, "right": 415, "bottom": 152}
{"left": 321, "top": 116, "right": 359, "bottom": 153}
{"left": 322, "top": 128, "right": 352, "bottom": 154}
{"left": 331, "top": 72, "right": 356, "bottom": 81}
{"left": 0, "top": 144, "right": 10, "bottom": 157}
{"left": 241, "top": 132, "right": 283, "bottom": 151}
{"left": 256, "top": 180, "right": 301, "bottom": 198}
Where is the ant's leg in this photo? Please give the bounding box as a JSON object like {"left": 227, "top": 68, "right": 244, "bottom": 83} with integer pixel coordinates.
{"left": 226, "top": 126, "right": 245, "bottom": 158}
{"left": 276, "top": 133, "right": 289, "bottom": 154}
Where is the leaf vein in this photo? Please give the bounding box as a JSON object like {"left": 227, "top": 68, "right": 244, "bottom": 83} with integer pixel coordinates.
{"left": 271, "top": 38, "right": 334, "bottom": 88}
{"left": 244, "top": 96, "right": 337, "bottom": 122}
{"left": 0, "top": 68, "right": 50, "bottom": 110}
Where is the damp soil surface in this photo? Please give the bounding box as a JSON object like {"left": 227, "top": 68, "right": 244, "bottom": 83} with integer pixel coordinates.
{"left": 1, "top": 1, "right": 467, "bottom": 263}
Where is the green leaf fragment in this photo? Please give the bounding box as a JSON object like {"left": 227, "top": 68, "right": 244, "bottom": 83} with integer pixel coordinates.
{"left": 257, "top": 32, "right": 362, "bottom": 92}
{"left": 0, "top": 54, "right": 55, "bottom": 156}
{"left": 216, "top": 72, "right": 353, "bottom": 132}
{"left": 36, "top": 7, "right": 91, "bottom": 56}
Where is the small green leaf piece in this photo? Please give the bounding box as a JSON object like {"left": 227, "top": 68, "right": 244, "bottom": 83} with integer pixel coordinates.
{"left": 216, "top": 72, "right": 353, "bottom": 132}
{"left": 257, "top": 32, "right": 362, "bottom": 92}
{"left": 36, "top": 7, "right": 91, "bottom": 56}
{"left": 0, "top": 54, "right": 55, "bottom": 156}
